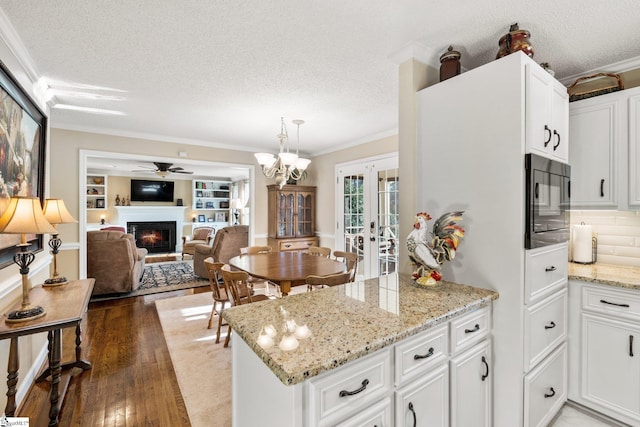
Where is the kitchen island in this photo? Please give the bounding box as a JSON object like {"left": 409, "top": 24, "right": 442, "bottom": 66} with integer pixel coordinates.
{"left": 222, "top": 273, "right": 498, "bottom": 426}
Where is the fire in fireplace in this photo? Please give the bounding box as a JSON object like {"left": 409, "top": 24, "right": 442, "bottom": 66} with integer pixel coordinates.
{"left": 127, "top": 221, "right": 177, "bottom": 254}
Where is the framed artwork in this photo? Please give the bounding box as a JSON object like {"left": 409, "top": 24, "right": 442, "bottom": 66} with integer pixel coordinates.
{"left": 207, "top": 218, "right": 214, "bottom": 223}
{"left": 0, "top": 61, "right": 47, "bottom": 269}
{"left": 215, "top": 212, "right": 226, "bottom": 222}
{"left": 96, "top": 198, "right": 105, "bottom": 208}
{"left": 198, "top": 214, "right": 206, "bottom": 222}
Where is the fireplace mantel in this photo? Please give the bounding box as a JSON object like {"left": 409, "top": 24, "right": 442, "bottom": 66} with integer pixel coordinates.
{"left": 114, "top": 206, "right": 188, "bottom": 251}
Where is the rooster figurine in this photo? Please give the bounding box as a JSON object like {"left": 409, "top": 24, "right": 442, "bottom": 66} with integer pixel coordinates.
{"left": 406, "top": 211, "right": 465, "bottom": 285}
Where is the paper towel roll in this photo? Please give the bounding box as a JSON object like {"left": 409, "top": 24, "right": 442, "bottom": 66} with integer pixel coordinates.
{"left": 572, "top": 224, "right": 593, "bottom": 263}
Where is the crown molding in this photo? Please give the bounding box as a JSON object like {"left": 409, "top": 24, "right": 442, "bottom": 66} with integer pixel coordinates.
{"left": 0, "top": 8, "right": 42, "bottom": 86}
{"left": 559, "top": 55, "right": 640, "bottom": 86}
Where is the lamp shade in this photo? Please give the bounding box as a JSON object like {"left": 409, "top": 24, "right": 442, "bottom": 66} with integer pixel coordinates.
{"left": 254, "top": 153, "right": 276, "bottom": 167}
{"left": 0, "top": 197, "right": 56, "bottom": 235}
{"left": 43, "top": 198, "right": 78, "bottom": 225}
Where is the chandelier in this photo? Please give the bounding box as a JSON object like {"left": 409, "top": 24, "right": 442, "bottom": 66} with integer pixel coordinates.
{"left": 255, "top": 117, "right": 311, "bottom": 188}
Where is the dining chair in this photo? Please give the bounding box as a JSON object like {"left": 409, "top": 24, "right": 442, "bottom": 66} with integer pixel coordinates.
{"left": 221, "top": 269, "right": 270, "bottom": 347}
{"left": 203, "top": 257, "right": 231, "bottom": 345}
{"left": 333, "top": 250, "right": 359, "bottom": 281}
{"left": 240, "top": 245, "right": 278, "bottom": 296}
{"left": 308, "top": 245, "right": 331, "bottom": 258}
{"left": 306, "top": 271, "right": 353, "bottom": 291}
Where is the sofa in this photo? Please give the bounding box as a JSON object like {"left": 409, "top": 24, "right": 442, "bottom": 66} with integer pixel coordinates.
{"left": 193, "top": 225, "right": 248, "bottom": 278}
{"left": 87, "top": 230, "right": 148, "bottom": 295}
{"left": 181, "top": 226, "right": 215, "bottom": 260}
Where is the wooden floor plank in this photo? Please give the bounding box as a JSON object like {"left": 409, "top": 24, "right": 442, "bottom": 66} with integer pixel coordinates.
{"left": 16, "top": 287, "right": 207, "bottom": 426}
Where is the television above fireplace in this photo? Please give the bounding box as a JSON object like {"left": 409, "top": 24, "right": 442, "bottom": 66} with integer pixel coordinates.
{"left": 130, "top": 179, "right": 174, "bottom": 202}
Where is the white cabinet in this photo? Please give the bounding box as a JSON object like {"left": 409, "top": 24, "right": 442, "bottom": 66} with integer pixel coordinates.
{"left": 395, "top": 363, "right": 449, "bottom": 427}
{"left": 450, "top": 340, "right": 492, "bottom": 427}
{"left": 569, "top": 85, "right": 640, "bottom": 210}
{"left": 192, "top": 179, "right": 231, "bottom": 226}
{"left": 582, "top": 314, "right": 640, "bottom": 420}
{"left": 86, "top": 174, "right": 107, "bottom": 210}
{"left": 629, "top": 93, "right": 640, "bottom": 208}
{"left": 523, "top": 343, "right": 567, "bottom": 427}
{"left": 569, "top": 93, "right": 621, "bottom": 208}
{"left": 417, "top": 52, "right": 569, "bottom": 427}
{"left": 526, "top": 63, "right": 569, "bottom": 163}
{"left": 569, "top": 280, "right": 640, "bottom": 425}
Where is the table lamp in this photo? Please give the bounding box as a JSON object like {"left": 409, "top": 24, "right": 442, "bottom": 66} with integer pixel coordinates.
{"left": 42, "top": 198, "right": 78, "bottom": 286}
{"left": 0, "top": 197, "right": 56, "bottom": 323}
{"left": 230, "top": 198, "right": 243, "bottom": 225}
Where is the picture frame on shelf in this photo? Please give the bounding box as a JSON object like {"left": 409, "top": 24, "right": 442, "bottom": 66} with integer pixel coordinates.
{"left": 198, "top": 214, "right": 206, "bottom": 222}
{"left": 0, "top": 60, "right": 47, "bottom": 269}
{"left": 205, "top": 201, "right": 214, "bottom": 208}
{"left": 196, "top": 190, "right": 203, "bottom": 197}
{"left": 215, "top": 212, "right": 226, "bottom": 222}
{"left": 207, "top": 218, "right": 214, "bottom": 223}
{"left": 96, "top": 198, "right": 105, "bottom": 208}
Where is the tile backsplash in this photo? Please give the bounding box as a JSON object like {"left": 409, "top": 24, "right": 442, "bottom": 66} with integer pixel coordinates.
{"left": 570, "top": 210, "right": 640, "bottom": 267}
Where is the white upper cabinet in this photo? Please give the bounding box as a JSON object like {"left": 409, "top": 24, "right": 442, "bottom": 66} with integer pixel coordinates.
{"left": 526, "top": 64, "right": 569, "bottom": 163}
{"left": 569, "top": 85, "right": 640, "bottom": 210}
{"left": 569, "top": 96, "right": 620, "bottom": 208}
{"left": 629, "top": 93, "right": 640, "bottom": 208}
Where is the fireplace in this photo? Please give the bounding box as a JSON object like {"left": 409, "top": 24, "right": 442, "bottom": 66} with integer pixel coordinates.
{"left": 127, "top": 221, "right": 177, "bottom": 254}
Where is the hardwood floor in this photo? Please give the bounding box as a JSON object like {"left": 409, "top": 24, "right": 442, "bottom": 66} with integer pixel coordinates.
{"left": 17, "top": 286, "right": 210, "bottom": 427}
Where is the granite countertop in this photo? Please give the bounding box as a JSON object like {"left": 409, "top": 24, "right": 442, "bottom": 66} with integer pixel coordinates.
{"left": 221, "top": 273, "right": 498, "bottom": 386}
{"left": 569, "top": 262, "right": 640, "bottom": 290}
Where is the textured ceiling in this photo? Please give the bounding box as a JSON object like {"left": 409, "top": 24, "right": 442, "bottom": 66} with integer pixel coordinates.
{"left": 2, "top": 0, "right": 640, "bottom": 157}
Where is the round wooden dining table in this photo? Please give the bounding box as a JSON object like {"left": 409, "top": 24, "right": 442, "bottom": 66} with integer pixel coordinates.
{"left": 228, "top": 252, "right": 346, "bottom": 296}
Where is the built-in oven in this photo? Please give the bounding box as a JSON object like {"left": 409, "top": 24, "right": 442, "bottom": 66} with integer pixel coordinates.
{"left": 525, "top": 153, "right": 571, "bottom": 249}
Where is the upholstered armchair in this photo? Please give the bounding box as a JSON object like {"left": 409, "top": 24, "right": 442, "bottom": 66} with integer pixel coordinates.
{"left": 193, "top": 225, "right": 248, "bottom": 278}
{"left": 87, "top": 230, "right": 148, "bottom": 295}
{"left": 181, "top": 226, "right": 215, "bottom": 260}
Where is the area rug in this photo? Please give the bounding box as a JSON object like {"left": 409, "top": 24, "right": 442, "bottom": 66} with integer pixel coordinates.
{"left": 155, "top": 293, "right": 231, "bottom": 427}
{"left": 91, "top": 261, "right": 209, "bottom": 302}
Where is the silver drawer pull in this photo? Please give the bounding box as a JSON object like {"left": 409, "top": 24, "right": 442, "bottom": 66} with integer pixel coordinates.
{"left": 413, "top": 347, "right": 434, "bottom": 360}
{"left": 545, "top": 266, "right": 556, "bottom": 272}
{"left": 339, "top": 379, "right": 369, "bottom": 397}
{"left": 600, "top": 299, "right": 630, "bottom": 308}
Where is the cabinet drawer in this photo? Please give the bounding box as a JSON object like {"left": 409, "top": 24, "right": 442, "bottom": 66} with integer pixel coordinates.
{"left": 277, "top": 238, "right": 318, "bottom": 252}
{"left": 450, "top": 306, "right": 490, "bottom": 355}
{"left": 307, "top": 347, "right": 393, "bottom": 427}
{"left": 395, "top": 324, "right": 448, "bottom": 387}
{"left": 335, "top": 397, "right": 392, "bottom": 427}
{"left": 583, "top": 285, "right": 640, "bottom": 321}
{"left": 525, "top": 243, "right": 568, "bottom": 304}
{"left": 524, "top": 343, "right": 567, "bottom": 427}
{"left": 524, "top": 290, "right": 567, "bottom": 371}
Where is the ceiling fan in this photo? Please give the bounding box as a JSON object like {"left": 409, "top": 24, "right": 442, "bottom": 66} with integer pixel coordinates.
{"left": 132, "top": 162, "right": 194, "bottom": 177}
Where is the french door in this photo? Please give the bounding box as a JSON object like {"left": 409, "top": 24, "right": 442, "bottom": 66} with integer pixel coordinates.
{"left": 336, "top": 154, "right": 399, "bottom": 279}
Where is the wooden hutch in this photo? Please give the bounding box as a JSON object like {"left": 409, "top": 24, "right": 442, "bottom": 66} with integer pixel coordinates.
{"left": 267, "top": 184, "right": 318, "bottom": 252}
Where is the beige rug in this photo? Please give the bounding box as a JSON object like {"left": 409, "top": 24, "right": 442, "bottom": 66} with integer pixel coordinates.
{"left": 155, "top": 293, "right": 231, "bottom": 427}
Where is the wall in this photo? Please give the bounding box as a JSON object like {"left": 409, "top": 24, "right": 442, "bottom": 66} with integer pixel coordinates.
{"left": 570, "top": 210, "right": 640, "bottom": 266}
{"left": 0, "top": 38, "right": 52, "bottom": 412}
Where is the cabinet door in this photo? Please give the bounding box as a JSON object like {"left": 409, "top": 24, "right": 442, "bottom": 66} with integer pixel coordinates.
{"left": 526, "top": 65, "right": 568, "bottom": 163}
{"left": 276, "top": 190, "right": 296, "bottom": 237}
{"left": 295, "top": 190, "right": 314, "bottom": 237}
{"left": 581, "top": 313, "right": 640, "bottom": 421}
{"left": 569, "top": 98, "right": 619, "bottom": 208}
{"left": 629, "top": 94, "right": 640, "bottom": 208}
{"left": 450, "top": 340, "right": 492, "bottom": 427}
{"left": 395, "top": 363, "right": 448, "bottom": 427}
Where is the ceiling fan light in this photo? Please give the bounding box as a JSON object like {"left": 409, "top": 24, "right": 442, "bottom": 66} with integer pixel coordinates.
{"left": 294, "top": 158, "right": 311, "bottom": 171}
{"left": 255, "top": 153, "right": 276, "bottom": 167}
{"left": 278, "top": 152, "right": 298, "bottom": 167}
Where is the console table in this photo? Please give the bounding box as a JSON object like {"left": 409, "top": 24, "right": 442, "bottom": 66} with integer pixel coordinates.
{"left": 0, "top": 278, "right": 94, "bottom": 426}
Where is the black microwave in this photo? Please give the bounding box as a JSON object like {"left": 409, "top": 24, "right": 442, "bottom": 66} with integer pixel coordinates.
{"left": 525, "top": 153, "right": 571, "bottom": 249}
